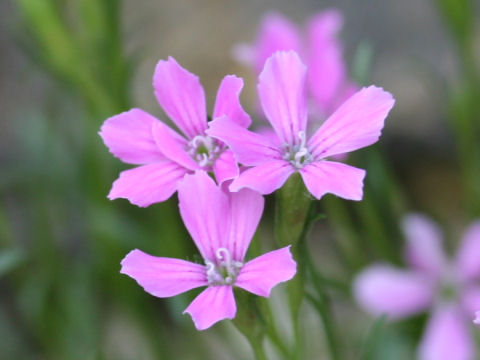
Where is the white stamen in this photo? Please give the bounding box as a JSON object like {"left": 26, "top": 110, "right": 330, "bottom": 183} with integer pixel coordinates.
{"left": 298, "top": 130, "right": 307, "bottom": 148}
{"left": 216, "top": 247, "right": 231, "bottom": 263}
{"left": 188, "top": 135, "right": 222, "bottom": 168}
{"left": 205, "top": 262, "right": 215, "bottom": 278}
{"left": 197, "top": 153, "right": 210, "bottom": 167}
{"left": 205, "top": 248, "right": 243, "bottom": 286}
{"left": 191, "top": 135, "right": 211, "bottom": 149}
{"left": 283, "top": 131, "right": 313, "bottom": 169}
{"left": 294, "top": 147, "right": 309, "bottom": 163}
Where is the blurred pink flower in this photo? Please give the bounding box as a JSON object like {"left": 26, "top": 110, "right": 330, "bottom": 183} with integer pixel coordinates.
{"left": 354, "top": 214, "right": 480, "bottom": 360}
{"left": 234, "top": 10, "right": 357, "bottom": 118}
{"left": 99, "top": 57, "right": 251, "bottom": 207}
{"left": 120, "top": 171, "right": 296, "bottom": 330}
{"left": 208, "top": 51, "right": 394, "bottom": 200}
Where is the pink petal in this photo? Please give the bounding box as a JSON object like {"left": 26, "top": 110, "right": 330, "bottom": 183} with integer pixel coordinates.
{"left": 236, "top": 246, "right": 296, "bottom": 297}
{"left": 307, "top": 10, "right": 347, "bottom": 114}
{"left": 229, "top": 160, "right": 294, "bottom": 194}
{"left": 151, "top": 121, "right": 199, "bottom": 170}
{"left": 153, "top": 57, "right": 207, "bottom": 138}
{"left": 258, "top": 51, "right": 308, "bottom": 145}
{"left": 255, "top": 126, "right": 283, "bottom": 148}
{"left": 207, "top": 116, "right": 282, "bottom": 166}
{"left": 178, "top": 171, "right": 229, "bottom": 262}
{"left": 308, "top": 86, "right": 395, "bottom": 159}
{"left": 300, "top": 161, "right": 365, "bottom": 200}
{"left": 99, "top": 108, "right": 165, "bottom": 165}
{"left": 184, "top": 285, "right": 236, "bottom": 330}
{"left": 212, "top": 149, "right": 239, "bottom": 185}
{"left": 330, "top": 152, "right": 348, "bottom": 162}
{"left": 402, "top": 214, "right": 447, "bottom": 277}
{"left": 353, "top": 265, "right": 434, "bottom": 319}
{"left": 461, "top": 286, "right": 480, "bottom": 315}
{"left": 108, "top": 161, "right": 187, "bottom": 207}
{"left": 120, "top": 249, "right": 207, "bottom": 297}
{"left": 213, "top": 75, "right": 251, "bottom": 128}
{"left": 226, "top": 189, "right": 264, "bottom": 261}
{"left": 253, "top": 12, "right": 302, "bottom": 74}
{"left": 418, "top": 304, "right": 474, "bottom": 360}
{"left": 456, "top": 221, "right": 480, "bottom": 281}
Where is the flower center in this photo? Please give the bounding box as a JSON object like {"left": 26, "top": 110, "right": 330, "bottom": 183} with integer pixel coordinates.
{"left": 282, "top": 131, "right": 313, "bottom": 169}
{"left": 188, "top": 135, "right": 222, "bottom": 167}
{"left": 205, "top": 248, "right": 243, "bottom": 286}
{"left": 438, "top": 270, "right": 460, "bottom": 301}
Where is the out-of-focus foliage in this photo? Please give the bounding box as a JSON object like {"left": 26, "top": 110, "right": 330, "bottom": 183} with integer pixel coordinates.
{"left": 2, "top": 0, "right": 480, "bottom": 359}
{"left": 16, "top": 0, "right": 130, "bottom": 115}
{"left": 2, "top": 1, "right": 205, "bottom": 359}
{"left": 435, "top": 0, "right": 474, "bottom": 54}
{"left": 434, "top": 0, "right": 480, "bottom": 218}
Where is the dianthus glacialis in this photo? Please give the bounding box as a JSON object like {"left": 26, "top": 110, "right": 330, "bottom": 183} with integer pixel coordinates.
{"left": 208, "top": 50, "right": 395, "bottom": 201}
{"left": 120, "top": 171, "right": 296, "bottom": 330}
{"left": 99, "top": 57, "right": 250, "bottom": 207}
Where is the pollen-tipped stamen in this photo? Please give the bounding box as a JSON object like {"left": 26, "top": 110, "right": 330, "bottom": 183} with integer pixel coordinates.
{"left": 282, "top": 131, "right": 313, "bottom": 169}
{"left": 205, "top": 247, "right": 243, "bottom": 286}
{"left": 188, "top": 135, "right": 222, "bottom": 167}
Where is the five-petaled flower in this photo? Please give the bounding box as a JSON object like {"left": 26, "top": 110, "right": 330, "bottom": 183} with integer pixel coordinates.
{"left": 99, "top": 57, "right": 251, "bottom": 207}
{"left": 234, "top": 9, "right": 357, "bottom": 118}
{"left": 120, "top": 171, "right": 297, "bottom": 330}
{"left": 207, "top": 50, "right": 395, "bottom": 200}
{"left": 354, "top": 214, "right": 480, "bottom": 360}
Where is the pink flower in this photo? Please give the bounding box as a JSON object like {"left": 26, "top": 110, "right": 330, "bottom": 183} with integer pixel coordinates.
{"left": 234, "top": 10, "right": 357, "bottom": 117}
{"left": 120, "top": 171, "right": 297, "bottom": 330}
{"left": 353, "top": 214, "right": 480, "bottom": 360}
{"left": 99, "top": 57, "right": 251, "bottom": 207}
{"left": 207, "top": 51, "right": 395, "bottom": 200}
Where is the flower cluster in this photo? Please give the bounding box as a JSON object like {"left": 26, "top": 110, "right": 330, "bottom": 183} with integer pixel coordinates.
{"left": 99, "top": 10, "right": 395, "bottom": 331}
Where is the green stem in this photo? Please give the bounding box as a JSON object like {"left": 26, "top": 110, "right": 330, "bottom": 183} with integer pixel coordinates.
{"left": 274, "top": 173, "right": 312, "bottom": 247}
{"left": 322, "top": 196, "right": 364, "bottom": 270}
{"left": 263, "top": 302, "right": 291, "bottom": 359}
{"left": 266, "top": 328, "right": 290, "bottom": 359}
{"left": 274, "top": 174, "right": 313, "bottom": 359}
{"left": 352, "top": 148, "right": 404, "bottom": 265}
{"left": 301, "top": 233, "right": 341, "bottom": 360}
{"left": 275, "top": 180, "right": 344, "bottom": 360}
{"left": 232, "top": 290, "right": 268, "bottom": 360}
{"left": 305, "top": 293, "right": 340, "bottom": 360}
{"left": 449, "top": 85, "right": 480, "bottom": 217}
{"left": 360, "top": 315, "right": 387, "bottom": 360}
{"left": 248, "top": 337, "right": 268, "bottom": 360}
{"left": 434, "top": 0, "right": 480, "bottom": 217}
{"left": 292, "top": 313, "right": 303, "bottom": 360}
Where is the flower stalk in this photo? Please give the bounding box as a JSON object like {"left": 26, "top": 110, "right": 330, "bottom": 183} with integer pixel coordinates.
{"left": 232, "top": 290, "right": 268, "bottom": 360}
{"left": 274, "top": 174, "right": 310, "bottom": 356}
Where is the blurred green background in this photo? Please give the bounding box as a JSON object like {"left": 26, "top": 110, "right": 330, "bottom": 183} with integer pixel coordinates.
{"left": 1, "top": 0, "right": 479, "bottom": 359}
